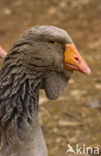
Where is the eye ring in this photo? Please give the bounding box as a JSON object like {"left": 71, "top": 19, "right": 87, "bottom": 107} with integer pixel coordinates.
{"left": 49, "top": 40, "right": 56, "bottom": 45}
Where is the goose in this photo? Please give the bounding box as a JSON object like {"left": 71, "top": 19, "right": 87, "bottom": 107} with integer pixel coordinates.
{"left": 0, "top": 26, "right": 91, "bottom": 156}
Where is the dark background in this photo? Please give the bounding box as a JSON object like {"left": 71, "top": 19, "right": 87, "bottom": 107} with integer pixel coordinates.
{"left": 0, "top": 0, "right": 101, "bottom": 155}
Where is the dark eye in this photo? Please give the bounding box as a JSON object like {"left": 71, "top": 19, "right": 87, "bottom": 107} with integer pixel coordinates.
{"left": 49, "top": 40, "right": 56, "bottom": 45}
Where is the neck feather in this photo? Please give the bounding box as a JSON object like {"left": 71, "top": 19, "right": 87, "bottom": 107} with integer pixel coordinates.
{"left": 0, "top": 58, "right": 48, "bottom": 156}
{"left": 0, "top": 61, "right": 43, "bottom": 129}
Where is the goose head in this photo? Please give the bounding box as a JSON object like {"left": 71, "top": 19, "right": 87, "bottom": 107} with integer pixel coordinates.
{"left": 8, "top": 26, "right": 91, "bottom": 99}
{"left": 15, "top": 26, "right": 90, "bottom": 74}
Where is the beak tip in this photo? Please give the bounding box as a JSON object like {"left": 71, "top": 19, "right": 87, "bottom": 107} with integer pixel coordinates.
{"left": 82, "top": 65, "right": 91, "bottom": 75}
{"left": 0, "top": 47, "right": 7, "bottom": 58}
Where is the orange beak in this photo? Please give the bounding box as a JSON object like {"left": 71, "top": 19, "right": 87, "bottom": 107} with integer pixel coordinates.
{"left": 64, "top": 44, "right": 91, "bottom": 75}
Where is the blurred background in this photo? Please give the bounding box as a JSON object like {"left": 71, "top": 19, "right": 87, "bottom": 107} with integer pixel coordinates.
{"left": 0, "top": 0, "right": 101, "bottom": 155}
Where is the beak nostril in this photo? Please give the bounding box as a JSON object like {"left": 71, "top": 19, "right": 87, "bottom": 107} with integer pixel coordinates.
{"left": 74, "top": 57, "right": 81, "bottom": 64}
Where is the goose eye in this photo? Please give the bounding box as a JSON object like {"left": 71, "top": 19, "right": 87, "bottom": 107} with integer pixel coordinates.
{"left": 49, "top": 40, "right": 56, "bottom": 45}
